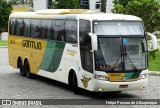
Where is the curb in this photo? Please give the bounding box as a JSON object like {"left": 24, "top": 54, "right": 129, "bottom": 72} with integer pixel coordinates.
{"left": 0, "top": 46, "right": 8, "bottom": 48}
{"left": 148, "top": 71, "right": 160, "bottom": 76}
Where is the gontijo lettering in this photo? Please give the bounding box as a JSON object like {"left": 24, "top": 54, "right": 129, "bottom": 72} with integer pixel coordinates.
{"left": 22, "top": 40, "right": 42, "bottom": 50}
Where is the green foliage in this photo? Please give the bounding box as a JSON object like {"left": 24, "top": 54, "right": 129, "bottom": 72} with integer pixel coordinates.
{"left": 10, "top": 0, "right": 19, "bottom": 5}
{"left": 112, "top": 3, "right": 125, "bottom": 14}
{"left": 114, "top": 0, "right": 132, "bottom": 7}
{"left": 0, "top": 40, "right": 8, "bottom": 46}
{"left": 10, "top": 0, "right": 32, "bottom": 5}
{"left": 148, "top": 50, "right": 160, "bottom": 72}
{"left": 0, "top": 0, "right": 12, "bottom": 33}
{"left": 112, "top": 0, "right": 160, "bottom": 32}
{"left": 101, "top": 0, "right": 106, "bottom": 13}
{"left": 52, "top": 0, "right": 80, "bottom": 9}
{"left": 152, "top": 12, "right": 160, "bottom": 31}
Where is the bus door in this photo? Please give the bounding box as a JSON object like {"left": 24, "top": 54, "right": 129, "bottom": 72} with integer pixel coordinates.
{"left": 79, "top": 20, "right": 93, "bottom": 89}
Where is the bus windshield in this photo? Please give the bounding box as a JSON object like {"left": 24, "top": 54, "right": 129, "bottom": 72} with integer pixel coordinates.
{"left": 95, "top": 38, "right": 147, "bottom": 72}
{"left": 94, "top": 21, "right": 144, "bottom": 36}
{"left": 94, "top": 21, "right": 147, "bottom": 72}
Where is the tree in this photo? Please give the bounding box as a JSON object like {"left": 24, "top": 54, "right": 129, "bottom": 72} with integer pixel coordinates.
{"left": 112, "top": 0, "right": 160, "bottom": 32}
{"left": 0, "top": 0, "right": 12, "bottom": 33}
{"left": 113, "top": 0, "right": 132, "bottom": 7}
{"left": 101, "top": 0, "right": 106, "bottom": 12}
{"left": 52, "top": 0, "right": 80, "bottom": 9}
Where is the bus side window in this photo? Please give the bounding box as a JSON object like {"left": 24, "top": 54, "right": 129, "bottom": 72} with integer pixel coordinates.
{"left": 16, "top": 19, "right": 24, "bottom": 36}
{"left": 55, "top": 20, "right": 65, "bottom": 41}
{"left": 10, "top": 18, "right": 17, "bottom": 35}
{"left": 19, "top": 20, "right": 25, "bottom": 36}
{"left": 79, "top": 20, "right": 93, "bottom": 73}
{"left": 51, "top": 20, "right": 55, "bottom": 40}
{"left": 41, "top": 19, "right": 53, "bottom": 39}
{"left": 65, "top": 20, "right": 77, "bottom": 43}
{"left": 58, "top": 29, "right": 65, "bottom": 41}
{"left": 30, "top": 19, "right": 41, "bottom": 38}
{"left": 79, "top": 22, "right": 90, "bottom": 43}
{"left": 9, "top": 20, "right": 12, "bottom": 34}
{"left": 23, "top": 19, "right": 31, "bottom": 37}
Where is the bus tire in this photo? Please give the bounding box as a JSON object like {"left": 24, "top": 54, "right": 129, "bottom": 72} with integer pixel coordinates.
{"left": 20, "top": 63, "right": 25, "bottom": 77}
{"left": 72, "top": 72, "right": 80, "bottom": 94}
{"left": 24, "top": 61, "right": 33, "bottom": 79}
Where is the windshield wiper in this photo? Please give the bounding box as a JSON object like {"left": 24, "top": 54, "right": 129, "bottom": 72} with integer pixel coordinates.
{"left": 123, "top": 45, "right": 138, "bottom": 71}
{"left": 111, "top": 38, "right": 123, "bottom": 71}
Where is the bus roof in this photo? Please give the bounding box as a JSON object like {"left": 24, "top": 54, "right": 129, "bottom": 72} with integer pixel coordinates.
{"left": 77, "top": 13, "right": 142, "bottom": 21}
{"left": 36, "top": 9, "right": 95, "bottom": 14}
{"left": 10, "top": 9, "right": 142, "bottom": 21}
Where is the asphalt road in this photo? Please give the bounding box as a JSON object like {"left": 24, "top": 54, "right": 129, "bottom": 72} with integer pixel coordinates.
{"left": 0, "top": 48, "right": 160, "bottom": 108}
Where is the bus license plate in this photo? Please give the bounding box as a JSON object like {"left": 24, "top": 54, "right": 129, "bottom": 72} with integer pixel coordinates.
{"left": 119, "top": 85, "right": 128, "bottom": 88}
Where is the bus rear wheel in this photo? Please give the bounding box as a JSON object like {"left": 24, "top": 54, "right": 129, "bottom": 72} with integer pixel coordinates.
{"left": 20, "top": 63, "right": 25, "bottom": 77}
{"left": 24, "top": 61, "right": 33, "bottom": 79}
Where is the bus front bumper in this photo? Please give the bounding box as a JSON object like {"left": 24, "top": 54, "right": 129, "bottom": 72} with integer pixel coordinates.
{"left": 92, "top": 78, "right": 147, "bottom": 92}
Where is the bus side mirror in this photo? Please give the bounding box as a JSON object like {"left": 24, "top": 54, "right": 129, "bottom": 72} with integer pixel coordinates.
{"left": 146, "top": 32, "right": 158, "bottom": 51}
{"left": 88, "top": 33, "right": 98, "bottom": 52}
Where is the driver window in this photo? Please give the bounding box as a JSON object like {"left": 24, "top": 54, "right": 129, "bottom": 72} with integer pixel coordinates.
{"left": 79, "top": 20, "right": 93, "bottom": 73}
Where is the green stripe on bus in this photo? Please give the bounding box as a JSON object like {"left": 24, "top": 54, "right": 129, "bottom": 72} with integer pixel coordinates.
{"left": 130, "top": 71, "right": 141, "bottom": 79}
{"left": 124, "top": 71, "right": 141, "bottom": 79}
{"left": 40, "top": 41, "right": 65, "bottom": 72}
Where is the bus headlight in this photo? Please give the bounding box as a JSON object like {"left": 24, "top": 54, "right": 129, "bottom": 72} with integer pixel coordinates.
{"left": 94, "top": 74, "right": 109, "bottom": 81}
{"left": 139, "top": 73, "right": 148, "bottom": 79}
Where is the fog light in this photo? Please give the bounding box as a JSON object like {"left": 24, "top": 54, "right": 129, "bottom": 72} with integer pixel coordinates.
{"left": 98, "top": 88, "right": 103, "bottom": 91}
{"left": 141, "top": 86, "right": 145, "bottom": 89}
{"left": 139, "top": 73, "right": 148, "bottom": 79}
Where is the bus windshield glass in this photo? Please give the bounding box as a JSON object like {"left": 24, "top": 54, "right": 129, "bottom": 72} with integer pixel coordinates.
{"left": 94, "top": 21, "right": 147, "bottom": 72}
{"left": 94, "top": 21, "right": 144, "bottom": 36}
{"left": 95, "top": 38, "right": 147, "bottom": 72}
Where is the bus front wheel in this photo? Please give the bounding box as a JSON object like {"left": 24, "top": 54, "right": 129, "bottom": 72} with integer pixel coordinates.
{"left": 72, "top": 72, "right": 80, "bottom": 94}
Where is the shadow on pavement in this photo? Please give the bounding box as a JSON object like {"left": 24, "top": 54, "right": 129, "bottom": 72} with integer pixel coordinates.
{"left": 25, "top": 74, "right": 138, "bottom": 99}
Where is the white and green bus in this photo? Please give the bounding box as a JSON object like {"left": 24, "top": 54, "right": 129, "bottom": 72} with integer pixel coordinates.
{"left": 8, "top": 9, "right": 148, "bottom": 94}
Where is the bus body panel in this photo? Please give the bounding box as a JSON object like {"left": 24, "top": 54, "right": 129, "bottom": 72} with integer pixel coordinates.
{"left": 8, "top": 10, "right": 148, "bottom": 92}
{"left": 92, "top": 77, "right": 147, "bottom": 92}
{"left": 8, "top": 36, "right": 47, "bottom": 73}
{"left": 90, "top": 69, "right": 148, "bottom": 91}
